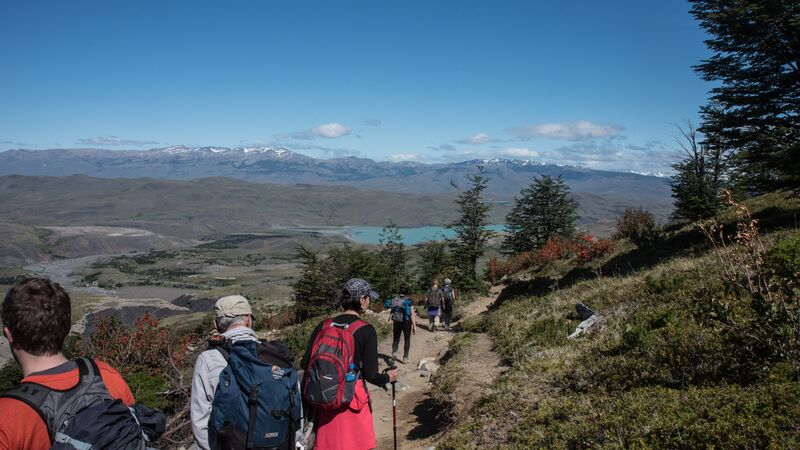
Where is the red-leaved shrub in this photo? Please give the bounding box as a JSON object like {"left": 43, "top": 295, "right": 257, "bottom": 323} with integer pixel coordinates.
{"left": 485, "top": 234, "right": 611, "bottom": 282}
{"left": 575, "top": 234, "right": 613, "bottom": 264}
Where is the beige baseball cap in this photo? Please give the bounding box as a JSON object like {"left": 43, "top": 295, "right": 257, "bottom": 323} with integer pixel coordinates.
{"left": 214, "top": 295, "right": 253, "bottom": 318}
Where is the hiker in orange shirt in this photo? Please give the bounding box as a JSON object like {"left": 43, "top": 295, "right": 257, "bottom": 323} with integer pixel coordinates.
{"left": 0, "top": 278, "right": 144, "bottom": 450}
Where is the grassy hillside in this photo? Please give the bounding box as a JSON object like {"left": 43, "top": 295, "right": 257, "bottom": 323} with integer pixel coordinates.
{"left": 434, "top": 192, "right": 800, "bottom": 448}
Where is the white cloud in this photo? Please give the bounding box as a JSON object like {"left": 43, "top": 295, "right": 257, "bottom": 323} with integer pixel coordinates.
{"left": 424, "top": 139, "right": 675, "bottom": 174}
{"left": 76, "top": 136, "right": 160, "bottom": 147}
{"left": 508, "top": 121, "right": 624, "bottom": 141}
{"left": 501, "top": 147, "right": 539, "bottom": 158}
{"left": 389, "top": 153, "right": 418, "bottom": 162}
{"left": 312, "top": 123, "right": 352, "bottom": 139}
{"left": 274, "top": 123, "right": 353, "bottom": 141}
{"left": 538, "top": 140, "right": 675, "bottom": 173}
{"left": 456, "top": 133, "right": 491, "bottom": 145}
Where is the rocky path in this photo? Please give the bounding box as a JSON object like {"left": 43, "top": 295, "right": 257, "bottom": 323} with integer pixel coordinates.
{"left": 370, "top": 287, "right": 502, "bottom": 450}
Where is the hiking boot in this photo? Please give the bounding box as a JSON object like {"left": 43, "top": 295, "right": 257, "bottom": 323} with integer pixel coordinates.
{"left": 392, "top": 353, "right": 397, "bottom": 364}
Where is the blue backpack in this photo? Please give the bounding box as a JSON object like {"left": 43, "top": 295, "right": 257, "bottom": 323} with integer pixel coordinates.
{"left": 208, "top": 339, "right": 302, "bottom": 450}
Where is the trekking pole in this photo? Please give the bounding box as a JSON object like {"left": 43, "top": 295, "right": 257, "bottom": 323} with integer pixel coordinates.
{"left": 383, "top": 365, "right": 398, "bottom": 450}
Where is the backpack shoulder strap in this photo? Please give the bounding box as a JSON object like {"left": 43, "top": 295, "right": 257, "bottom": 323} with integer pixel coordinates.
{"left": 256, "top": 339, "right": 295, "bottom": 367}
{"left": 1, "top": 381, "right": 52, "bottom": 438}
{"left": 346, "top": 319, "right": 369, "bottom": 335}
{"left": 0, "top": 357, "right": 102, "bottom": 444}
{"left": 207, "top": 337, "right": 231, "bottom": 362}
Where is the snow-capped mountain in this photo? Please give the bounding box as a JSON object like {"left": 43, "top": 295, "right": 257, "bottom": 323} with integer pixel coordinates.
{"left": 0, "top": 146, "right": 672, "bottom": 219}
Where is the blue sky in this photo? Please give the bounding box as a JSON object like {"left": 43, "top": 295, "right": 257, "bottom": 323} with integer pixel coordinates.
{"left": 0, "top": 1, "right": 711, "bottom": 174}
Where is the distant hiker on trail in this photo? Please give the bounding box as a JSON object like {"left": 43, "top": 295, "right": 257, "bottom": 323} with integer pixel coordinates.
{"left": 383, "top": 282, "right": 417, "bottom": 364}
{"left": 0, "top": 277, "right": 164, "bottom": 450}
{"left": 301, "top": 278, "right": 399, "bottom": 450}
{"left": 442, "top": 278, "right": 458, "bottom": 330}
{"left": 191, "top": 295, "right": 302, "bottom": 450}
{"left": 425, "top": 279, "right": 446, "bottom": 332}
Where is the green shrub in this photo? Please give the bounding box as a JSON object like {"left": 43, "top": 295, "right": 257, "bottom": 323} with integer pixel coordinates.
{"left": 0, "top": 361, "right": 22, "bottom": 392}
{"left": 277, "top": 316, "right": 324, "bottom": 362}
{"left": 614, "top": 207, "right": 660, "bottom": 248}
{"left": 125, "top": 371, "right": 172, "bottom": 411}
{"left": 768, "top": 231, "right": 800, "bottom": 277}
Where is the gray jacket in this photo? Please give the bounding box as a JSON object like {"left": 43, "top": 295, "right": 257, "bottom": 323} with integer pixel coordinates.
{"left": 190, "top": 327, "right": 258, "bottom": 450}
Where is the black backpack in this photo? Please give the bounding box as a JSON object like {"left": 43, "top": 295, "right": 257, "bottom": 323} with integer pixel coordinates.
{"left": 0, "top": 358, "right": 165, "bottom": 449}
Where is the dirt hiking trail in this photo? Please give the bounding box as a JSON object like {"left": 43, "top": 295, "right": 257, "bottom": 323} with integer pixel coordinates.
{"left": 370, "top": 286, "right": 503, "bottom": 450}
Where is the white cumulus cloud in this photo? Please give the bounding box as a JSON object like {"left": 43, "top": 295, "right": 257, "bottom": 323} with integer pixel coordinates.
{"left": 501, "top": 147, "right": 539, "bottom": 158}
{"left": 76, "top": 136, "right": 159, "bottom": 147}
{"left": 508, "top": 121, "right": 624, "bottom": 141}
{"left": 456, "top": 132, "right": 491, "bottom": 145}
{"left": 312, "top": 123, "right": 352, "bottom": 139}
{"left": 389, "top": 153, "right": 418, "bottom": 162}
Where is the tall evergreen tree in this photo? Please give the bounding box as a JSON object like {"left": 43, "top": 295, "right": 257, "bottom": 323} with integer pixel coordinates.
{"left": 448, "top": 166, "right": 493, "bottom": 290}
{"left": 690, "top": 0, "right": 800, "bottom": 193}
{"left": 503, "top": 175, "right": 578, "bottom": 253}
{"left": 415, "top": 240, "right": 450, "bottom": 292}
{"left": 375, "top": 221, "right": 406, "bottom": 295}
{"left": 669, "top": 121, "right": 727, "bottom": 222}
{"left": 292, "top": 244, "right": 377, "bottom": 319}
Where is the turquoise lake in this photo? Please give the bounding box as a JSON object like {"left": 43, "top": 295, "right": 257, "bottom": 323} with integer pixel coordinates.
{"left": 345, "top": 224, "right": 506, "bottom": 245}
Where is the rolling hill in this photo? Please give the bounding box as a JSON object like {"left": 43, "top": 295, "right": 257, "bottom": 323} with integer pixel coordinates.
{"left": 0, "top": 146, "right": 672, "bottom": 220}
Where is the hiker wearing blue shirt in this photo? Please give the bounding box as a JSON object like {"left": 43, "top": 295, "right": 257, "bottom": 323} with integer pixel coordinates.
{"left": 383, "top": 282, "right": 417, "bottom": 364}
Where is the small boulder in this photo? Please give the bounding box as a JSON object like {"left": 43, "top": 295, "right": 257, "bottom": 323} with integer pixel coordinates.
{"left": 575, "top": 303, "right": 596, "bottom": 320}
{"left": 417, "top": 358, "right": 440, "bottom": 373}
{"left": 568, "top": 314, "right": 606, "bottom": 339}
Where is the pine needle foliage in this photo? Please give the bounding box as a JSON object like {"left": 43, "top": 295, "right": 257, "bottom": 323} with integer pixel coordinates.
{"left": 448, "top": 166, "right": 493, "bottom": 291}
{"left": 503, "top": 174, "right": 578, "bottom": 254}
{"left": 690, "top": 0, "right": 800, "bottom": 193}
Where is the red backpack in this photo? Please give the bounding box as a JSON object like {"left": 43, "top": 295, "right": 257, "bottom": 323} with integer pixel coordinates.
{"left": 303, "top": 318, "right": 368, "bottom": 410}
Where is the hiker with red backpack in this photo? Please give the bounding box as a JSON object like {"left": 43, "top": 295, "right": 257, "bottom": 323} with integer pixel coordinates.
{"left": 425, "top": 279, "right": 446, "bottom": 332}
{"left": 301, "top": 278, "right": 399, "bottom": 450}
{"left": 0, "top": 278, "right": 164, "bottom": 450}
{"left": 191, "top": 294, "right": 302, "bottom": 450}
{"left": 383, "top": 282, "right": 417, "bottom": 364}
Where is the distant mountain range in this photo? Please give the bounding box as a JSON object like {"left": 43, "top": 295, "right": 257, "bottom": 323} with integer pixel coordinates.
{"left": 0, "top": 146, "right": 673, "bottom": 217}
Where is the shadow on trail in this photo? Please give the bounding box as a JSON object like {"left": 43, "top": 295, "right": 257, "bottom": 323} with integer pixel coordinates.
{"left": 406, "top": 396, "right": 450, "bottom": 441}
{"left": 490, "top": 276, "right": 559, "bottom": 310}
{"left": 378, "top": 352, "right": 394, "bottom": 366}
